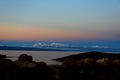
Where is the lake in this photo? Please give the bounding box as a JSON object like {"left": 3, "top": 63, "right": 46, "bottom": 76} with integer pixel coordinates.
{"left": 0, "top": 50, "right": 80, "bottom": 65}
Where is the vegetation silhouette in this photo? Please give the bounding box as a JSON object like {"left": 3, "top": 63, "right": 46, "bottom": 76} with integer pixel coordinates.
{"left": 0, "top": 51, "right": 120, "bottom": 80}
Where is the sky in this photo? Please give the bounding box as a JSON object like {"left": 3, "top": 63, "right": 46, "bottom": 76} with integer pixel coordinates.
{"left": 0, "top": 0, "right": 120, "bottom": 41}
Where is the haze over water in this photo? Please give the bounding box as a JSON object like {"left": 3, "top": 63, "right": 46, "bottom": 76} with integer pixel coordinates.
{"left": 0, "top": 50, "right": 80, "bottom": 65}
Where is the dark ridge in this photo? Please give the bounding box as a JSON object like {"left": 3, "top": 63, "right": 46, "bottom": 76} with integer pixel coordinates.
{"left": 53, "top": 51, "right": 120, "bottom": 62}
{"left": 0, "top": 46, "right": 73, "bottom": 51}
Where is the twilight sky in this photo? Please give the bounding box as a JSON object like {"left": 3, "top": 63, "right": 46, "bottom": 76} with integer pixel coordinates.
{"left": 0, "top": 0, "right": 120, "bottom": 41}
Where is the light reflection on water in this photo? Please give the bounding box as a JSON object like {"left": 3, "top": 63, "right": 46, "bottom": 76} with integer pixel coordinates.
{"left": 0, "top": 50, "right": 79, "bottom": 65}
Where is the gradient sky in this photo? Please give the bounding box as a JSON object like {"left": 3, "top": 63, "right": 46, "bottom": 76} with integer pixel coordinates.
{"left": 0, "top": 0, "right": 120, "bottom": 41}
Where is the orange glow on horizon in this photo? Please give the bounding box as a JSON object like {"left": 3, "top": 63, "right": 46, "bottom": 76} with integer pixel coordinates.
{"left": 0, "top": 24, "right": 106, "bottom": 41}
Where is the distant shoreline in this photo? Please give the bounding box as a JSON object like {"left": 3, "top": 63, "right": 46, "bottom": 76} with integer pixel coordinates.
{"left": 0, "top": 46, "right": 72, "bottom": 51}
{"left": 0, "top": 46, "right": 120, "bottom": 52}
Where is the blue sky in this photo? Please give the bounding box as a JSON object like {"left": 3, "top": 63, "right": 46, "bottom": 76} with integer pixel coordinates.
{"left": 0, "top": 0, "right": 120, "bottom": 41}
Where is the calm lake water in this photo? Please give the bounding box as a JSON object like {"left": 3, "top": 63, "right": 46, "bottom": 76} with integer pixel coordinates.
{"left": 0, "top": 50, "right": 80, "bottom": 65}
